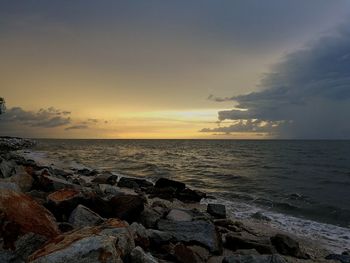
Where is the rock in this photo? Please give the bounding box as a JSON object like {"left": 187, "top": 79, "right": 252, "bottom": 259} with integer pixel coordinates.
{"left": 3, "top": 166, "right": 33, "bottom": 192}
{"left": 223, "top": 254, "right": 287, "bottom": 263}
{"left": 129, "top": 222, "right": 150, "bottom": 249}
{"left": 46, "top": 188, "right": 84, "bottom": 221}
{"left": 97, "top": 194, "right": 145, "bottom": 223}
{"left": 58, "top": 222, "right": 74, "bottom": 233}
{"left": 130, "top": 246, "right": 158, "bottom": 263}
{"left": 171, "top": 243, "right": 209, "bottom": 263}
{"left": 0, "top": 137, "right": 34, "bottom": 152}
{"left": 0, "top": 189, "right": 60, "bottom": 248}
{"left": 225, "top": 232, "right": 275, "bottom": 254}
{"left": 91, "top": 172, "right": 118, "bottom": 185}
{"left": 76, "top": 168, "right": 98, "bottom": 177}
{"left": 139, "top": 207, "right": 163, "bottom": 228}
{"left": 177, "top": 188, "right": 206, "bottom": 203}
{"left": 118, "top": 177, "right": 153, "bottom": 189}
{"left": 155, "top": 178, "right": 185, "bottom": 191}
{"left": 157, "top": 219, "right": 222, "bottom": 254}
{"left": 325, "top": 253, "right": 350, "bottom": 263}
{"left": 207, "top": 204, "right": 226, "bottom": 219}
{"left": 147, "top": 229, "right": 174, "bottom": 246}
{"left": 0, "top": 181, "right": 21, "bottom": 192}
{"left": 148, "top": 186, "right": 177, "bottom": 200}
{"left": 68, "top": 204, "right": 105, "bottom": 228}
{"left": 28, "top": 219, "right": 128, "bottom": 263}
{"left": 0, "top": 157, "right": 16, "bottom": 178}
{"left": 166, "top": 209, "right": 193, "bottom": 222}
{"left": 32, "top": 170, "right": 78, "bottom": 192}
{"left": 270, "top": 234, "right": 309, "bottom": 259}
{"left": 251, "top": 212, "right": 271, "bottom": 222}
{"left": 14, "top": 233, "right": 48, "bottom": 261}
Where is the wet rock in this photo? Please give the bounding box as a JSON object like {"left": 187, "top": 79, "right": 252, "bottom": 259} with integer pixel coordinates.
{"left": 68, "top": 204, "right": 105, "bottom": 228}
{"left": 130, "top": 246, "right": 158, "bottom": 263}
{"left": 270, "top": 234, "right": 309, "bottom": 259}
{"left": 166, "top": 209, "right": 192, "bottom": 222}
{"left": 325, "top": 253, "right": 350, "bottom": 263}
{"left": 225, "top": 232, "right": 275, "bottom": 254}
{"left": 222, "top": 254, "right": 287, "bottom": 263}
{"left": 139, "top": 207, "right": 164, "bottom": 228}
{"left": 28, "top": 219, "right": 128, "bottom": 263}
{"left": 207, "top": 204, "right": 226, "bottom": 219}
{"left": 177, "top": 188, "right": 206, "bottom": 203}
{"left": 155, "top": 178, "right": 186, "bottom": 191}
{"left": 157, "top": 219, "right": 222, "bottom": 254}
{"left": 91, "top": 172, "right": 118, "bottom": 185}
{"left": 0, "top": 189, "right": 60, "bottom": 241}
{"left": 99, "top": 194, "right": 145, "bottom": 223}
{"left": 118, "top": 177, "right": 153, "bottom": 189}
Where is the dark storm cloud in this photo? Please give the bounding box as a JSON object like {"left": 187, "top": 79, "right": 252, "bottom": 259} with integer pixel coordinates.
{"left": 0, "top": 107, "right": 71, "bottom": 128}
{"left": 202, "top": 25, "right": 350, "bottom": 139}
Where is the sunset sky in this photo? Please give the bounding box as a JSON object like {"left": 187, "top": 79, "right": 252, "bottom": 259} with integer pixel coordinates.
{"left": 1, "top": 1, "right": 350, "bottom": 139}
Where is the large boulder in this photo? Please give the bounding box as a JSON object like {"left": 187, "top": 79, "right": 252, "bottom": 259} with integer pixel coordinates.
{"left": 176, "top": 188, "right": 206, "bottom": 203}
{"left": 166, "top": 209, "right": 193, "bottom": 222}
{"left": 28, "top": 219, "right": 129, "bottom": 263}
{"left": 207, "top": 204, "right": 226, "bottom": 219}
{"left": 157, "top": 219, "right": 222, "bottom": 254}
{"left": 118, "top": 177, "right": 153, "bottom": 189}
{"left": 223, "top": 254, "right": 287, "bottom": 263}
{"left": 91, "top": 172, "right": 118, "bottom": 185}
{"left": 0, "top": 189, "right": 60, "bottom": 247}
{"left": 68, "top": 204, "right": 105, "bottom": 228}
{"left": 225, "top": 232, "right": 275, "bottom": 254}
{"left": 270, "top": 234, "right": 309, "bottom": 259}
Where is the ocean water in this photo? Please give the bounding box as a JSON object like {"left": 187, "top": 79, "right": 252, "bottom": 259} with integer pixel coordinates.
{"left": 30, "top": 139, "right": 350, "bottom": 251}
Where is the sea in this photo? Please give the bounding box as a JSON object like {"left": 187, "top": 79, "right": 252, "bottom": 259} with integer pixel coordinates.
{"left": 29, "top": 139, "right": 350, "bottom": 252}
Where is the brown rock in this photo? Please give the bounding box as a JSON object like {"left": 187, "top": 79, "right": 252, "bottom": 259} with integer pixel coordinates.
{"left": 0, "top": 189, "right": 60, "bottom": 239}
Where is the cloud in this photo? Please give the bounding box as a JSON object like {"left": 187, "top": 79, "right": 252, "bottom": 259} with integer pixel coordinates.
{"left": 202, "top": 24, "right": 350, "bottom": 139}
{"left": 65, "top": 124, "right": 89, "bottom": 131}
{"left": 0, "top": 107, "right": 71, "bottom": 128}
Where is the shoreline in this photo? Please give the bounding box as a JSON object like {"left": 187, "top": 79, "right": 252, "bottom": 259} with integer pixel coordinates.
{"left": 0, "top": 137, "right": 349, "bottom": 262}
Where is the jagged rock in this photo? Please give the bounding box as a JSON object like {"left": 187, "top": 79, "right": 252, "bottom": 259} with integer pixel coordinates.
{"left": 166, "top": 209, "right": 192, "bottom": 222}
{"left": 157, "top": 219, "right": 222, "bottom": 254}
{"left": 147, "top": 229, "right": 174, "bottom": 246}
{"left": 139, "top": 207, "right": 164, "bottom": 228}
{"left": 155, "top": 178, "right": 186, "bottom": 191}
{"left": 46, "top": 188, "right": 85, "bottom": 221}
{"left": 225, "top": 232, "right": 275, "bottom": 254}
{"left": 129, "top": 222, "right": 150, "bottom": 249}
{"left": 3, "top": 166, "right": 33, "bottom": 192}
{"left": 171, "top": 243, "right": 209, "bottom": 263}
{"left": 118, "top": 177, "right": 153, "bottom": 189}
{"left": 28, "top": 219, "right": 128, "bottom": 263}
{"left": 91, "top": 172, "right": 118, "bottom": 185}
{"left": 176, "top": 188, "right": 206, "bottom": 203}
{"left": 0, "top": 189, "right": 60, "bottom": 243}
{"left": 223, "top": 254, "right": 287, "bottom": 263}
{"left": 91, "top": 194, "right": 145, "bottom": 223}
{"left": 130, "top": 246, "right": 158, "bottom": 263}
{"left": 207, "top": 204, "right": 226, "bottom": 219}
{"left": 68, "top": 204, "right": 105, "bottom": 228}
{"left": 325, "top": 253, "right": 350, "bottom": 263}
{"left": 270, "top": 234, "right": 309, "bottom": 259}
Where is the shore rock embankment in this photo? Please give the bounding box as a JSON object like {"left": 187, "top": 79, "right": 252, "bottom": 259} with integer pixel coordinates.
{"left": 0, "top": 137, "right": 346, "bottom": 262}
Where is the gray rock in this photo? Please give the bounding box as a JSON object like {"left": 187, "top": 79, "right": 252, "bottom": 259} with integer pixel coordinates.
{"left": 139, "top": 207, "right": 163, "bottom": 228}
{"left": 157, "top": 219, "right": 222, "bottom": 254}
{"left": 129, "top": 222, "right": 150, "bottom": 248}
{"left": 223, "top": 254, "right": 287, "bottom": 263}
{"left": 14, "top": 233, "right": 48, "bottom": 261}
{"left": 130, "top": 246, "right": 158, "bottom": 263}
{"left": 270, "top": 234, "right": 309, "bottom": 259}
{"left": 166, "top": 209, "right": 192, "bottom": 222}
{"left": 147, "top": 229, "right": 174, "bottom": 246}
{"left": 207, "top": 204, "right": 226, "bottom": 219}
{"left": 225, "top": 232, "right": 275, "bottom": 254}
{"left": 68, "top": 204, "right": 105, "bottom": 228}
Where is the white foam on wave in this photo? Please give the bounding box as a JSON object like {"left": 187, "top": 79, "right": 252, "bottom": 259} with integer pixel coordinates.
{"left": 202, "top": 197, "right": 350, "bottom": 253}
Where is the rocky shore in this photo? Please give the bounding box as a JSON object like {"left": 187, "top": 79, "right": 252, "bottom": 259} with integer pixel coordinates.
{"left": 0, "top": 137, "right": 349, "bottom": 263}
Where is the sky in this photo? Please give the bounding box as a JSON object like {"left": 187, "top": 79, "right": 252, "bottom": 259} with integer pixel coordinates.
{"left": 1, "top": 1, "right": 350, "bottom": 139}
